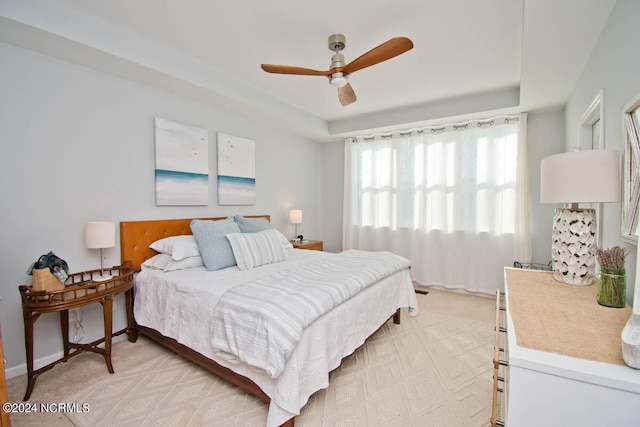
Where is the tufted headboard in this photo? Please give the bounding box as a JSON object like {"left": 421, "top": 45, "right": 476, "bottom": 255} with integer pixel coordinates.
{"left": 120, "top": 215, "right": 270, "bottom": 271}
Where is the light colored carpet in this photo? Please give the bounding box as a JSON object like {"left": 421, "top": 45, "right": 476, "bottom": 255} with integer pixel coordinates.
{"left": 6, "top": 288, "right": 495, "bottom": 427}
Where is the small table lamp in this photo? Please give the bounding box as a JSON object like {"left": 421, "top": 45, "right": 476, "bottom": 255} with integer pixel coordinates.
{"left": 85, "top": 221, "right": 115, "bottom": 281}
{"left": 290, "top": 209, "right": 302, "bottom": 240}
{"left": 540, "top": 149, "right": 620, "bottom": 285}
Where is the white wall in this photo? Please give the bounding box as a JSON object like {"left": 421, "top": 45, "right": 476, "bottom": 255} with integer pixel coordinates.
{"left": 0, "top": 42, "right": 323, "bottom": 376}
{"left": 564, "top": 0, "right": 640, "bottom": 303}
{"left": 527, "top": 111, "right": 566, "bottom": 263}
{"left": 321, "top": 141, "right": 345, "bottom": 253}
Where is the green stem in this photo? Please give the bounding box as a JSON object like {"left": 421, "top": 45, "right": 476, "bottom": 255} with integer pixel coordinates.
{"left": 598, "top": 268, "right": 626, "bottom": 308}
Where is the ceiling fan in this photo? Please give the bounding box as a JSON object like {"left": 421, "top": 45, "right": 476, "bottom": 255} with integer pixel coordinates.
{"left": 261, "top": 34, "right": 414, "bottom": 107}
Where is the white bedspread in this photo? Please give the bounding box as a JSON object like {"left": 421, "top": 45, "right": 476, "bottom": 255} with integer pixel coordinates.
{"left": 134, "top": 249, "right": 418, "bottom": 427}
{"left": 211, "top": 250, "right": 412, "bottom": 378}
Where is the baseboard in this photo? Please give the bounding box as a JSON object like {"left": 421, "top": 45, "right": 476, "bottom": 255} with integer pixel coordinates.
{"left": 4, "top": 334, "right": 130, "bottom": 379}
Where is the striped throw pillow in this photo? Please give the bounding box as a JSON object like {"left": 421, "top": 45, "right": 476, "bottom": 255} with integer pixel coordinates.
{"left": 225, "top": 229, "right": 289, "bottom": 270}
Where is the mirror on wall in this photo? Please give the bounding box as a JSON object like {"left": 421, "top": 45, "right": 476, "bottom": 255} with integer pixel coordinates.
{"left": 621, "top": 90, "right": 640, "bottom": 244}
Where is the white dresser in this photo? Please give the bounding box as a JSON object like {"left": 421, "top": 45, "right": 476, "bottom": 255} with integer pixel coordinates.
{"left": 494, "top": 268, "right": 640, "bottom": 427}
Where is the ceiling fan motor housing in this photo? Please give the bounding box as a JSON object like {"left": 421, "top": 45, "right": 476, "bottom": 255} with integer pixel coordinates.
{"left": 330, "top": 53, "right": 345, "bottom": 69}
{"left": 328, "top": 34, "right": 348, "bottom": 87}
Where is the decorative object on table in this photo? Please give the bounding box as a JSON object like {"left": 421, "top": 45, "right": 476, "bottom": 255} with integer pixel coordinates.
{"left": 540, "top": 149, "right": 620, "bottom": 285}
{"left": 26, "top": 251, "right": 69, "bottom": 292}
{"left": 290, "top": 209, "right": 302, "bottom": 240}
{"left": 217, "top": 132, "right": 256, "bottom": 205}
{"left": 154, "top": 117, "right": 209, "bottom": 206}
{"left": 595, "top": 246, "right": 627, "bottom": 308}
{"left": 86, "top": 221, "right": 115, "bottom": 281}
{"left": 622, "top": 228, "right": 640, "bottom": 369}
{"left": 623, "top": 313, "right": 640, "bottom": 369}
{"left": 513, "top": 261, "right": 552, "bottom": 271}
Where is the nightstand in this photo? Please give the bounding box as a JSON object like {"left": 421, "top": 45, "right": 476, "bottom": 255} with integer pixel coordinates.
{"left": 19, "top": 262, "right": 137, "bottom": 400}
{"left": 292, "top": 240, "right": 323, "bottom": 251}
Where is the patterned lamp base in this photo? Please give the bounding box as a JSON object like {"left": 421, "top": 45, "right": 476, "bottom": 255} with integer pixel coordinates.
{"left": 551, "top": 207, "right": 596, "bottom": 286}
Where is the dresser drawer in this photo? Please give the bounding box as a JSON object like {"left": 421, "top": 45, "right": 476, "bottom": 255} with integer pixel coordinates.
{"left": 491, "top": 290, "right": 507, "bottom": 427}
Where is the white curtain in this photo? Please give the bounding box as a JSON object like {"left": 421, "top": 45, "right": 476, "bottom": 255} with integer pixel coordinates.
{"left": 343, "top": 114, "right": 530, "bottom": 294}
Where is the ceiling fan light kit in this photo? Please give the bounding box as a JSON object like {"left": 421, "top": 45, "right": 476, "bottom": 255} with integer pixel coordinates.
{"left": 261, "top": 34, "right": 413, "bottom": 106}
{"left": 329, "top": 72, "right": 348, "bottom": 88}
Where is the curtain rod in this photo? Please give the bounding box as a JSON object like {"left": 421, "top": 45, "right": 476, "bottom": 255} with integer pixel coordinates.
{"left": 348, "top": 114, "right": 521, "bottom": 143}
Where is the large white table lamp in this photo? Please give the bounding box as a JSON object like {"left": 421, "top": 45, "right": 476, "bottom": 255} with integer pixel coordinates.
{"left": 540, "top": 149, "right": 620, "bottom": 285}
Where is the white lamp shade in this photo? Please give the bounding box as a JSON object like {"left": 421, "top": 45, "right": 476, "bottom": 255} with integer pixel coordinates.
{"left": 290, "top": 210, "right": 303, "bottom": 224}
{"left": 85, "top": 221, "right": 115, "bottom": 249}
{"left": 540, "top": 149, "right": 620, "bottom": 204}
{"left": 329, "top": 73, "right": 348, "bottom": 88}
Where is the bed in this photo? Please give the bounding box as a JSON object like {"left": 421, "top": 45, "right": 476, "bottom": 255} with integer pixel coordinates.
{"left": 120, "top": 215, "right": 417, "bottom": 427}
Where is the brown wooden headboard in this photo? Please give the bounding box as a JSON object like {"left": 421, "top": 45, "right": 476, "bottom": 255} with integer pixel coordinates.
{"left": 120, "top": 215, "right": 270, "bottom": 271}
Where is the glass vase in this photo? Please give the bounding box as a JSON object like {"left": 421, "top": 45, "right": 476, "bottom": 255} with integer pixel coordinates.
{"left": 597, "top": 267, "right": 626, "bottom": 308}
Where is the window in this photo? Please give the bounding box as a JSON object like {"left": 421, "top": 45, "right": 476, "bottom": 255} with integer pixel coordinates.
{"left": 343, "top": 115, "right": 527, "bottom": 294}
{"left": 350, "top": 121, "right": 518, "bottom": 235}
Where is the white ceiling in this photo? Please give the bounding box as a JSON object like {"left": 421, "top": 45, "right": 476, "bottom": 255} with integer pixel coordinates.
{"left": 0, "top": 0, "right": 617, "bottom": 141}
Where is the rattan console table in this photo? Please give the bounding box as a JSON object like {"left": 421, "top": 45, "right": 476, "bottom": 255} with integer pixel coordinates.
{"left": 19, "top": 262, "right": 137, "bottom": 400}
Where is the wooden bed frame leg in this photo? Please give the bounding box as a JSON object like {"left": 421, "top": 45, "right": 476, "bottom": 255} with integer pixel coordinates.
{"left": 393, "top": 308, "right": 401, "bottom": 324}
{"left": 280, "top": 418, "right": 295, "bottom": 427}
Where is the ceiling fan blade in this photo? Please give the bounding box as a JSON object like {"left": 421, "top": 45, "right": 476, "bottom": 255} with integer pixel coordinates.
{"left": 338, "top": 83, "right": 357, "bottom": 106}
{"left": 261, "top": 64, "right": 330, "bottom": 76}
{"left": 342, "top": 37, "right": 413, "bottom": 75}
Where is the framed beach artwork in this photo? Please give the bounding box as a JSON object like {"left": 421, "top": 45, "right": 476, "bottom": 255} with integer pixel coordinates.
{"left": 217, "top": 132, "right": 256, "bottom": 205}
{"left": 154, "top": 117, "right": 209, "bottom": 206}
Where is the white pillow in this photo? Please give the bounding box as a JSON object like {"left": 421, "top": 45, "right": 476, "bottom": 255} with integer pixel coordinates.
{"left": 225, "top": 229, "right": 289, "bottom": 270}
{"left": 277, "top": 232, "right": 294, "bottom": 250}
{"left": 149, "top": 235, "right": 200, "bottom": 261}
{"left": 141, "top": 254, "right": 204, "bottom": 272}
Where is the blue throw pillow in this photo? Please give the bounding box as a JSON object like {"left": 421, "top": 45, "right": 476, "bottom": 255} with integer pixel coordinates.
{"left": 190, "top": 218, "right": 240, "bottom": 270}
{"left": 234, "top": 215, "right": 272, "bottom": 233}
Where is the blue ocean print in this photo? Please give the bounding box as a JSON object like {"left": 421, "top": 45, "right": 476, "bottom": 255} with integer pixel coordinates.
{"left": 218, "top": 175, "right": 256, "bottom": 205}
{"left": 156, "top": 169, "right": 209, "bottom": 205}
